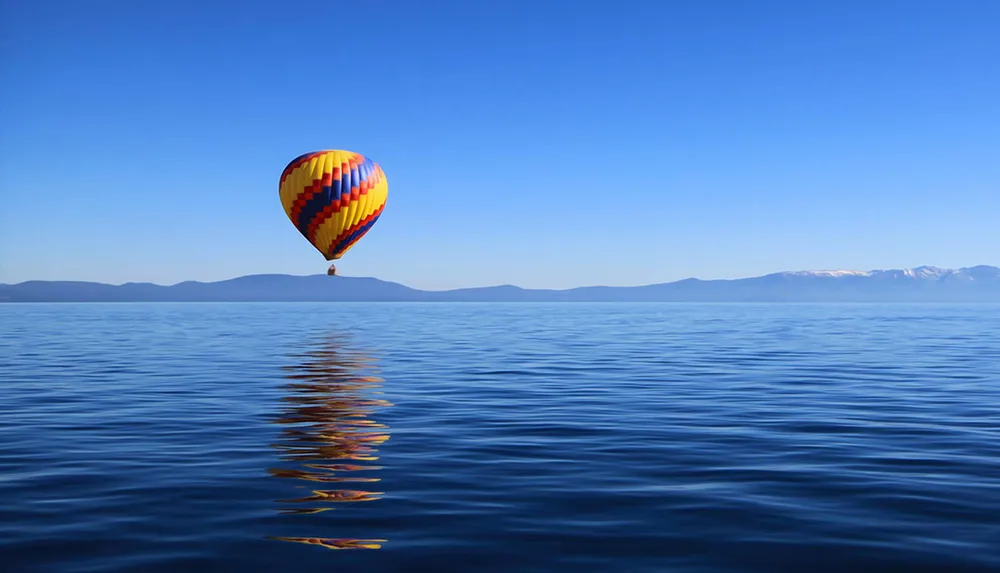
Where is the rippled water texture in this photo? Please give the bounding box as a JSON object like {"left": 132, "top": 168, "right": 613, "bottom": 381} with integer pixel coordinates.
{"left": 2, "top": 302, "right": 999, "bottom": 572}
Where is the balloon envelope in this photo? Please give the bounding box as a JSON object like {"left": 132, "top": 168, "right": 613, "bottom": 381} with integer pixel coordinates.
{"left": 278, "top": 150, "right": 388, "bottom": 261}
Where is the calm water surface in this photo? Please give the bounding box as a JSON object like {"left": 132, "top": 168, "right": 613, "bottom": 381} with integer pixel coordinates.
{"left": 2, "top": 303, "right": 999, "bottom": 572}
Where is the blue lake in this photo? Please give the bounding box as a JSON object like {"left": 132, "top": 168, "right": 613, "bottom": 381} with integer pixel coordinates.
{"left": 2, "top": 302, "right": 999, "bottom": 572}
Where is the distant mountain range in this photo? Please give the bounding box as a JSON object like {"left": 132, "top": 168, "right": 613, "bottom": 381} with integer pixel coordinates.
{"left": 2, "top": 265, "right": 998, "bottom": 303}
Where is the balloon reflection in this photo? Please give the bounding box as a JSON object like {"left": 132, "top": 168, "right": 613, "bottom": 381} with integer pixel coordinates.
{"left": 267, "top": 333, "right": 390, "bottom": 550}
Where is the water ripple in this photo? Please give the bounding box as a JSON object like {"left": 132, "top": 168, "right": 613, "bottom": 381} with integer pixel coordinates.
{"left": 1, "top": 302, "right": 999, "bottom": 572}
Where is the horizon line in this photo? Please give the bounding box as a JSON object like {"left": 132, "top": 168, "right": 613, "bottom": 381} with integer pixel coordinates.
{"left": 2, "top": 263, "right": 996, "bottom": 292}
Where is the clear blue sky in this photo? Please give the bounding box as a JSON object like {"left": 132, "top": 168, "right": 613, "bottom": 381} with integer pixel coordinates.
{"left": 2, "top": 0, "right": 997, "bottom": 290}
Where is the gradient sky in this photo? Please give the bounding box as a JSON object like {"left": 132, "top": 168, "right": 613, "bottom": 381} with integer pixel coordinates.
{"left": 2, "top": 0, "right": 997, "bottom": 290}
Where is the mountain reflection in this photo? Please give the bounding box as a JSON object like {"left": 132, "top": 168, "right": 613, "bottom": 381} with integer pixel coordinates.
{"left": 267, "top": 333, "right": 391, "bottom": 550}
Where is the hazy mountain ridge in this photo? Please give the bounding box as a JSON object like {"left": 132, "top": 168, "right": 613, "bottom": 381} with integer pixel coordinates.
{"left": 1, "top": 266, "right": 997, "bottom": 303}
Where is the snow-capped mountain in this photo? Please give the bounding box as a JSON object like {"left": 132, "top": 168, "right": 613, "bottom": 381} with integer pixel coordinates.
{"left": 783, "top": 265, "right": 999, "bottom": 282}
{"left": 784, "top": 270, "right": 873, "bottom": 278}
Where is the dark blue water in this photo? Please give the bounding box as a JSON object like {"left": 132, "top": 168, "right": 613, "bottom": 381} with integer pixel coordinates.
{"left": 2, "top": 303, "right": 999, "bottom": 572}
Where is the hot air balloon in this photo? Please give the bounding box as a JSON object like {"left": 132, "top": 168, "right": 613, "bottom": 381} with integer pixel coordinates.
{"left": 278, "top": 150, "right": 388, "bottom": 275}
